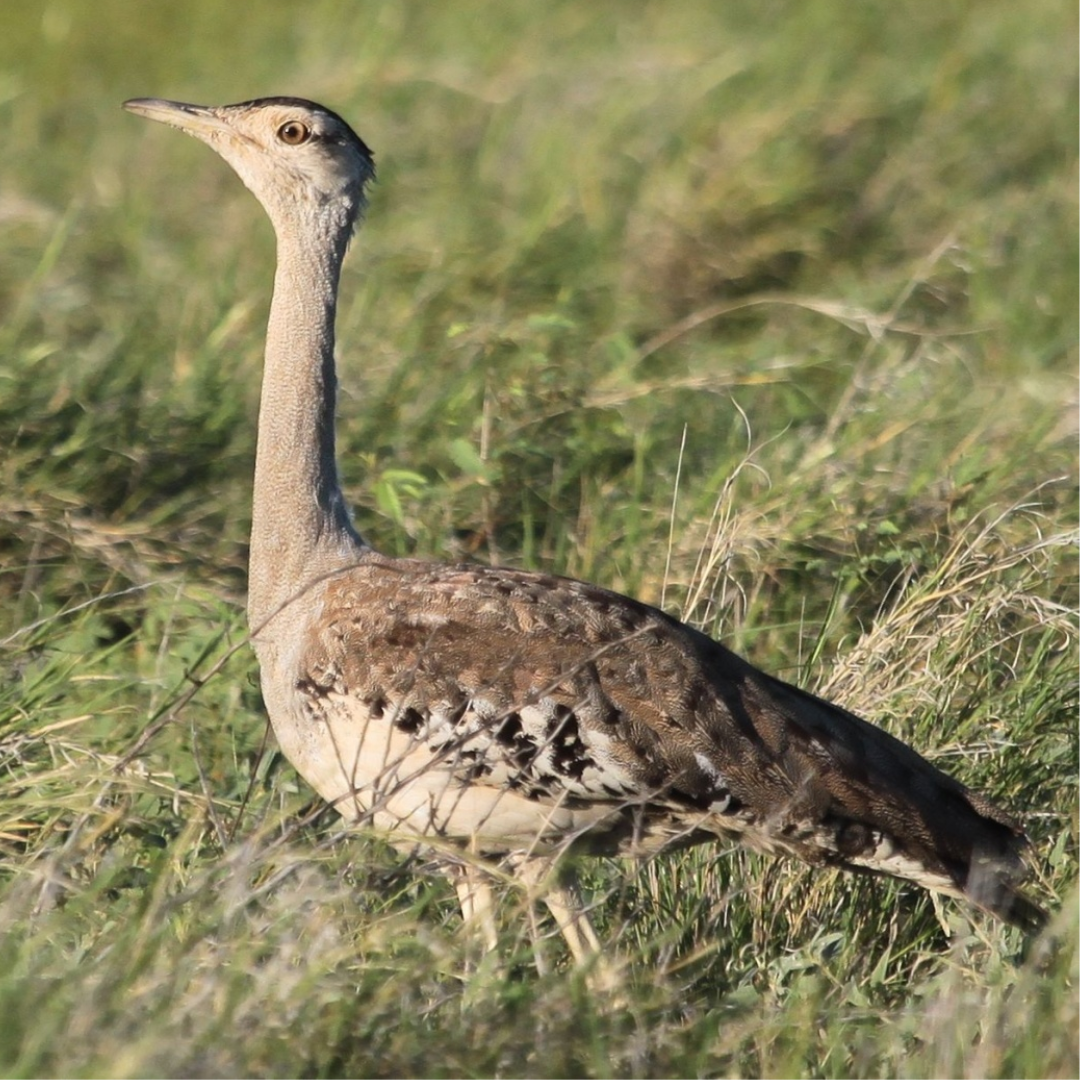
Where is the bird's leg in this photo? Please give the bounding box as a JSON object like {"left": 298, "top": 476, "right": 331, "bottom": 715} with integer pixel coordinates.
{"left": 452, "top": 862, "right": 500, "bottom": 955}
{"left": 542, "top": 874, "right": 603, "bottom": 964}
{"left": 512, "top": 854, "right": 608, "bottom": 973}
{"left": 525, "top": 890, "right": 552, "bottom": 977}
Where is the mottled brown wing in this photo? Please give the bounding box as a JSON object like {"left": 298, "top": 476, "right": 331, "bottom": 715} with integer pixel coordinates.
{"left": 300, "top": 554, "right": 1042, "bottom": 929}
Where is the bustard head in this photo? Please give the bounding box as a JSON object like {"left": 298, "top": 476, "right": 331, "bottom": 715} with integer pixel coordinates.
{"left": 123, "top": 96, "right": 376, "bottom": 240}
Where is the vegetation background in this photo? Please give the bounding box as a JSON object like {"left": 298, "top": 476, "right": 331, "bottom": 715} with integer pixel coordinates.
{"left": 0, "top": 1, "right": 1076, "bottom": 1076}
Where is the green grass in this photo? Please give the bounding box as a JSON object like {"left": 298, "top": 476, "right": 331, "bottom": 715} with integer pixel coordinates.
{"left": 1, "top": 0, "right": 1077, "bottom": 1075}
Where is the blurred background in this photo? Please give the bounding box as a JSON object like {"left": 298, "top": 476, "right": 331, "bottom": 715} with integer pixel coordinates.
{"left": 0, "top": 2, "right": 1076, "bottom": 1076}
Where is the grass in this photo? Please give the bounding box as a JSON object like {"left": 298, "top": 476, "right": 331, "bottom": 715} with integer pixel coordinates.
{"left": 1, "top": 0, "right": 1077, "bottom": 1075}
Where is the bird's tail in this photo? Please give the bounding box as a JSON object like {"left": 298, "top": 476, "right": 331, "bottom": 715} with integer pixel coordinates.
{"left": 728, "top": 670, "right": 1048, "bottom": 932}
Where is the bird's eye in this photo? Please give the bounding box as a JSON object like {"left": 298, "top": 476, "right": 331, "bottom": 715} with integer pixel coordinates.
{"left": 277, "top": 121, "right": 311, "bottom": 145}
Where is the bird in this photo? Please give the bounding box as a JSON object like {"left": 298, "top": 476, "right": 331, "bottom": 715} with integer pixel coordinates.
{"left": 123, "top": 95, "right": 1046, "bottom": 960}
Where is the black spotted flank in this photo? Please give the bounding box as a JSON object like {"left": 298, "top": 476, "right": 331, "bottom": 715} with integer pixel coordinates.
{"left": 363, "top": 694, "right": 387, "bottom": 719}
{"left": 493, "top": 713, "right": 524, "bottom": 745}
{"left": 451, "top": 747, "right": 492, "bottom": 783}
{"left": 296, "top": 674, "right": 332, "bottom": 699}
{"left": 491, "top": 708, "right": 596, "bottom": 783}
{"left": 393, "top": 706, "right": 426, "bottom": 734}
{"left": 551, "top": 708, "right": 589, "bottom": 781}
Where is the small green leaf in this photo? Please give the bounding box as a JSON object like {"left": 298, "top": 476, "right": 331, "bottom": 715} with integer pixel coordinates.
{"left": 447, "top": 437, "right": 491, "bottom": 480}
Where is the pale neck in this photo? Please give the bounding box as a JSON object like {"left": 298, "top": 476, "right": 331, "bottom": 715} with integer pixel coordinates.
{"left": 247, "top": 214, "right": 366, "bottom": 629}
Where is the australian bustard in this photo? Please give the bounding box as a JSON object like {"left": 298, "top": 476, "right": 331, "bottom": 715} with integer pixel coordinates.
{"left": 123, "top": 95, "right": 1045, "bottom": 959}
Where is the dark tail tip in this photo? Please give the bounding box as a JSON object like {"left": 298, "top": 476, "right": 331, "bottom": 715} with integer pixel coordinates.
{"left": 967, "top": 854, "right": 1048, "bottom": 934}
{"left": 998, "top": 889, "right": 1050, "bottom": 935}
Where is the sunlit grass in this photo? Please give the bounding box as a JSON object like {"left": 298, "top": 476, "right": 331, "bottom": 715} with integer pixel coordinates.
{"left": 0, "top": 0, "right": 1076, "bottom": 1076}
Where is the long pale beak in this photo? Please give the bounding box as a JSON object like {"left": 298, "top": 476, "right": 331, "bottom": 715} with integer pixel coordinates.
{"left": 123, "top": 98, "right": 231, "bottom": 142}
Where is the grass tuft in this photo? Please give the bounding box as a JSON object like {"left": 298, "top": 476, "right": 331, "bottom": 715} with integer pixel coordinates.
{"left": 0, "top": 0, "right": 1075, "bottom": 1075}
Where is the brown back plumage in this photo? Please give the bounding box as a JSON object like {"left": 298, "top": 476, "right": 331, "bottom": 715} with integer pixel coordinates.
{"left": 293, "top": 554, "right": 1044, "bottom": 931}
